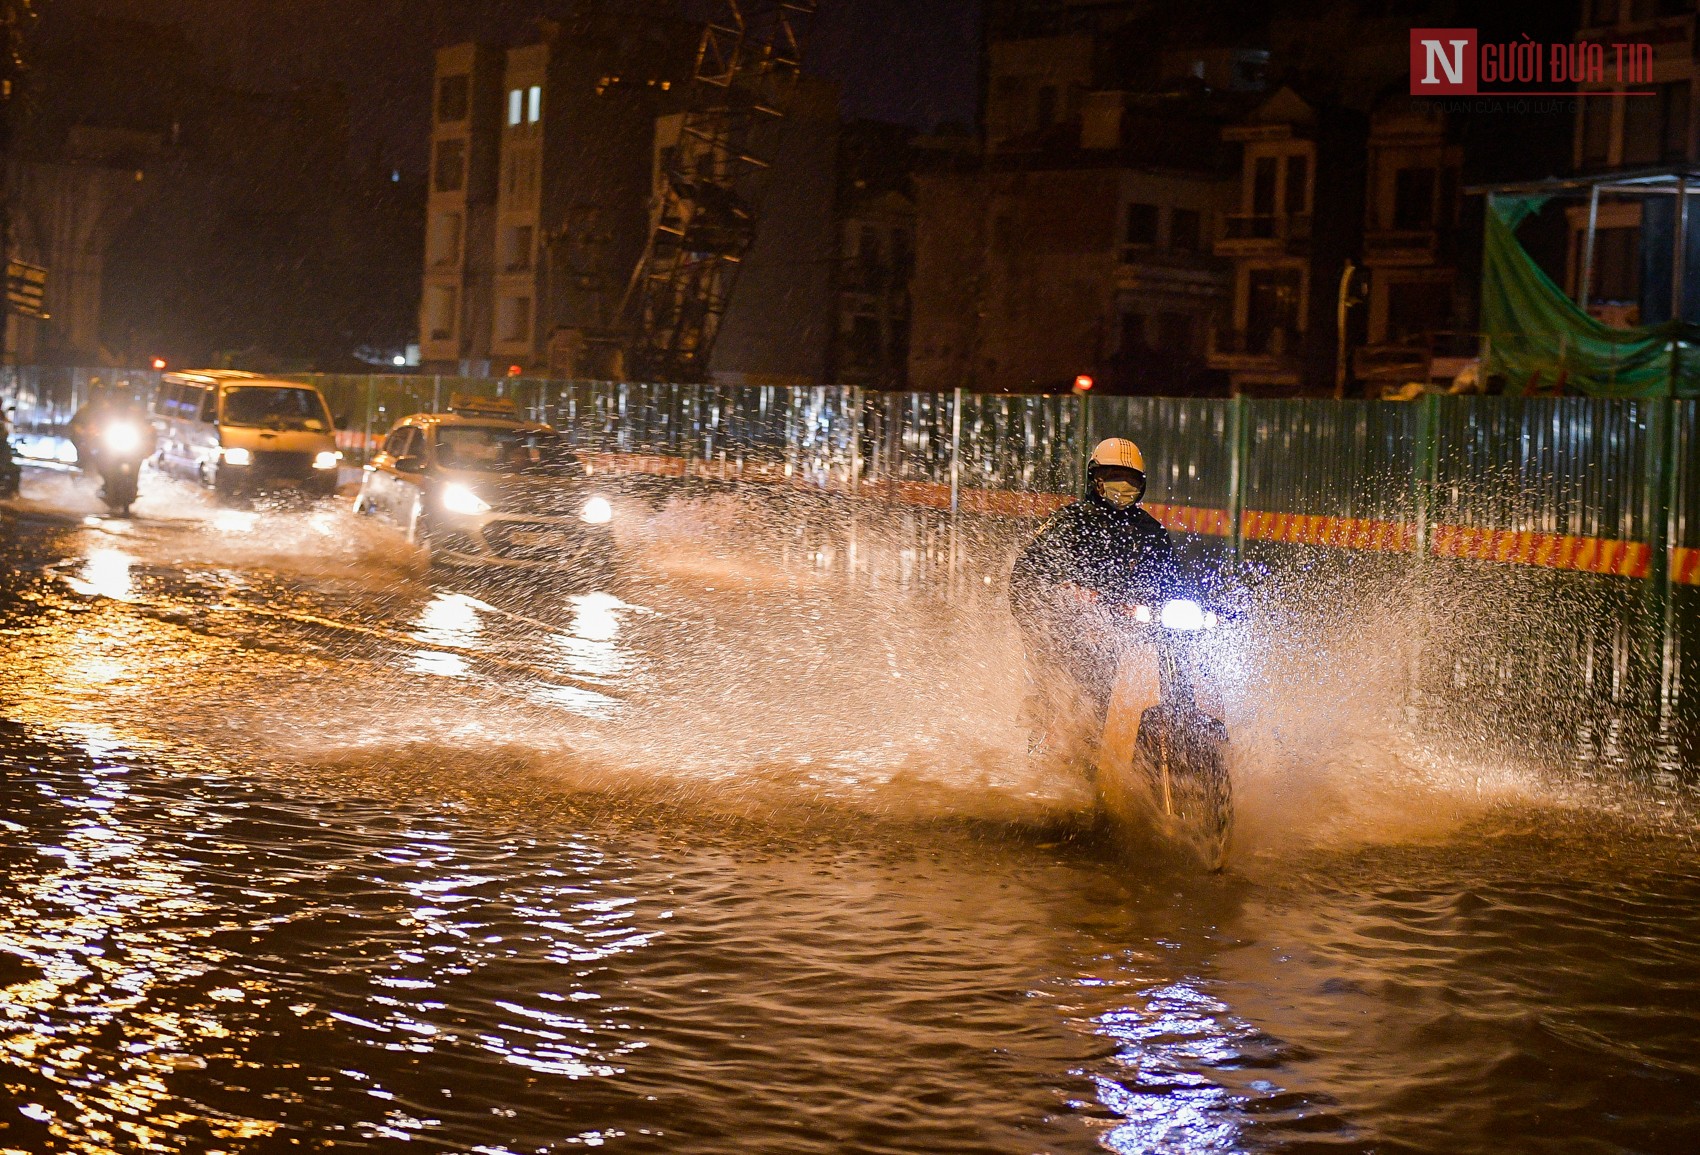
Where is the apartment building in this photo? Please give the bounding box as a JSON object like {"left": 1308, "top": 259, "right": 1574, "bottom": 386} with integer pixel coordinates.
{"left": 419, "top": 17, "right": 691, "bottom": 376}
{"left": 1353, "top": 99, "right": 1467, "bottom": 392}
{"left": 909, "top": 34, "right": 1238, "bottom": 394}
{"left": 1205, "top": 88, "right": 1365, "bottom": 396}
{"left": 419, "top": 43, "right": 505, "bottom": 375}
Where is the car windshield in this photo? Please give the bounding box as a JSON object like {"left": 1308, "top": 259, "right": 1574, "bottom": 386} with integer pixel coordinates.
{"left": 434, "top": 425, "right": 582, "bottom": 475}
{"left": 221, "top": 387, "right": 332, "bottom": 431}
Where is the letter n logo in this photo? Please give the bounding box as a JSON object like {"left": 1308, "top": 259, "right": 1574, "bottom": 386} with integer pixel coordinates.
{"left": 1410, "top": 28, "right": 1477, "bottom": 95}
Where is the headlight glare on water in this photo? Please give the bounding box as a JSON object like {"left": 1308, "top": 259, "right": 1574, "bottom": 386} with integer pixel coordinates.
{"left": 580, "top": 495, "right": 613, "bottom": 525}
{"left": 440, "top": 482, "right": 490, "bottom": 515}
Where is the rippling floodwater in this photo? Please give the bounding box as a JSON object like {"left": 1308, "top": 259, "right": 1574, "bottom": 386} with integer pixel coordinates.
{"left": 3, "top": 471, "right": 1700, "bottom": 1154}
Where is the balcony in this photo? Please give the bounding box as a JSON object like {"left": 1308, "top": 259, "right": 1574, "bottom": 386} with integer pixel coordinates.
{"left": 1215, "top": 212, "right": 1311, "bottom": 257}
{"left": 1354, "top": 331, "right": 1480, "bottom": 386}
{"left": 1206, "top": 325, "right": 1303, "bottom": 372}
{"left": 1363, "top": 228, "right": 1442, "bottom": 267}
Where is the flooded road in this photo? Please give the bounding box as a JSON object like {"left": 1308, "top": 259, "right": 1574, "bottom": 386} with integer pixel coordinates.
{"left": 3, "top": 469, "right": 1699, "bottom": 1153}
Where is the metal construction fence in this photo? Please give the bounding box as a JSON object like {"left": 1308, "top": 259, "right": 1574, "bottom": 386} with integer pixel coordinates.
{"left": 5, "top": 367, "right": 1696, "bottom": 763}
{"left": 5, "top": 369, "right": 1693, "bottom": 567}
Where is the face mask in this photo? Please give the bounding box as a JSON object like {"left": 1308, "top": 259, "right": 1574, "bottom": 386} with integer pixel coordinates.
{"left": 1097, "top": 480, "right": 1141, "bottom": 508}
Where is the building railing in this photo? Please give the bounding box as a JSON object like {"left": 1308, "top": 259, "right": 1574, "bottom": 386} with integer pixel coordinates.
{"left": 1208, "top": 325, "right": 1303, "bottom": 360}
{"left": 1220, "top": 212, "right": 1312, "bottom": 244}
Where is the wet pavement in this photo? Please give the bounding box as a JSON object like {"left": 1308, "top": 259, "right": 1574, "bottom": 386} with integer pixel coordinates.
{"left": 3, "top": 465, "right": 1699, "bottom": 1154}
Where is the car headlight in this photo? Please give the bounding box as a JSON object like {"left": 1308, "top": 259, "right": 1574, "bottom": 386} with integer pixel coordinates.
{"left": 580, "top": 495, "right": 613, "bottom": 525}
{"left": 103, "top": 423, "right": 142, "bottom": 453}
{"left": 1159, "top": 599, "right": 1209, "bottom": 631}
{"left": 440, "top": 482, "right": 490, "bottom": 515}
{"left": 313, "top": 450, "right": 341, "bottom": 470}
{"left": 222, "top": 446, "right": 252, "bottom": 466}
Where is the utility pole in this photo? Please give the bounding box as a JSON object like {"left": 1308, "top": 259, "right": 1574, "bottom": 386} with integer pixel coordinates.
{"left": 1335, "top": 259, "right": 1365, "bottom": 399}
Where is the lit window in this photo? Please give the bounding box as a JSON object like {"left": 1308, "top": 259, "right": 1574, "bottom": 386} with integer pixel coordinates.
{"left": 508, "top": 89, "right": 523, "bottom": 126}
{"left": 528, "top": 85, "right": 542, "bottom": 123}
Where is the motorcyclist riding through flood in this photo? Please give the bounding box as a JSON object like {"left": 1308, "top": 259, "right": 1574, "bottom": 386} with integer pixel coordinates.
{"left": 1009, "top": 436, "right": 1178, "bottom": 762}
{"left": 1009, "top": 435, "right": 1234, "bottom": 869}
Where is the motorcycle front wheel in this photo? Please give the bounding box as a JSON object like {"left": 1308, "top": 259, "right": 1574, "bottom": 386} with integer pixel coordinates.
{"left": 1134, "top": 705, "right": 1233, "bottom": 872}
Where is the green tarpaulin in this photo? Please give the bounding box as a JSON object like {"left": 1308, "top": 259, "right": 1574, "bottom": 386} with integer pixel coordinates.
{"left": 1480, "top": 194, "right": 1700, "bottom": 398}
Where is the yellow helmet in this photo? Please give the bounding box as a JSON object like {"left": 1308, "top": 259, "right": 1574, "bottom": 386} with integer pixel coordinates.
{"left": 1089, "top": 437, "right": 1145, "bottom": 473}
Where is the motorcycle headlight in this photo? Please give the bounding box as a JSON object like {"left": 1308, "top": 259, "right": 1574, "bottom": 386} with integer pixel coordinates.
{"left": 313, "top": 450, "right": 341, "bottom": 470}
{"left": 103, "top": 423, "right": 142, "bottom": 454}
{"left": 579, "top": 495, "right": 613, "bottom": 525}
{"left": 222, "top": 446, "right": 252, "bottom": 466}
{"left": 440, "top": 482, "right": 490, "bottom": 515}
{"left": 1159, "top": 599, "right": 1208, "bottom": 631}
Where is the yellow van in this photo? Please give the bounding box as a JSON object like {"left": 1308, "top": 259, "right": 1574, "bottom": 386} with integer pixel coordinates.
{"left": 153, "top": 371, "right": 341, "bottom": 497}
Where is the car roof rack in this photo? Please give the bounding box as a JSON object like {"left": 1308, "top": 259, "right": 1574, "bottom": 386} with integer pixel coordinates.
{"left": 446, "top": 394, "right": 520, "bottom": 418}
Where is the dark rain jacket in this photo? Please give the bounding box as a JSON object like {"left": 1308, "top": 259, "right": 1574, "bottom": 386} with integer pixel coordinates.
{"left": 1009, "top": 492, "right": 1178, "bottom": 623}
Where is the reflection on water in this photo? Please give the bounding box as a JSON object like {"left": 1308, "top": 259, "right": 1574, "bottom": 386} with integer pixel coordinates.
{"left": 4, "top": 491, "right": 1700, "bottom": 1154}
{"left": 63, "top": 548, "right": 135, "bottom": 601}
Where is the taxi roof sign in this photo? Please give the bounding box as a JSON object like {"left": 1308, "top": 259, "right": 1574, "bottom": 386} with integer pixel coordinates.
{"left": 447, "top": 393, "right": 520, "bottom": 418}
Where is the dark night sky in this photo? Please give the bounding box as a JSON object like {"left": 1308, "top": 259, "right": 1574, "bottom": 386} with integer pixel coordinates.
{"left": 52, "top": 0, "right": 981, "bottom": 171}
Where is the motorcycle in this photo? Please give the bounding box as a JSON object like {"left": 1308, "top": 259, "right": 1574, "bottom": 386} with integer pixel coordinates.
{"left": 87, "top": 416, "right": 153, "bottom": 516}
{"left": 1096, "top": 596, "right": 1233, "bottom": 872}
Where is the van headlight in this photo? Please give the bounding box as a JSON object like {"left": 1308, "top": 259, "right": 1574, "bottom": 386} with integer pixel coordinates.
{"left": 579, "top": 495, "right": 613, "bottom": 525}
{"left": 313, "top": 450, "right": 341, "bottom": 470}
{"left": 440, "top": 482, "right": 490, "bottom": 515}
{"left": 221, "top": 446, "right": 252, "bottom": 466}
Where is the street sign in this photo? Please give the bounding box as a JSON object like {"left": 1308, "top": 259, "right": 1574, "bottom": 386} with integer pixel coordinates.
{"left": 6, "top": 259, "right": 47, "bottom": 319}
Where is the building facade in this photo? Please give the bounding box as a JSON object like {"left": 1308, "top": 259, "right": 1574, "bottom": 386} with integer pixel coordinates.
{"left": 419, "top": 19, "right": 691, "bottom": 377}
{"left": 419, "top": 43, "right": 505, "bottom": 374}
{"left": 909, "top": 33, "right": 1238, "bottom": 395}
{"left": 1204, "top": 88, "right": 1372, "bottom": 397}
{"left": 1353, "top": 99, "right": 1466, "bottom": 392}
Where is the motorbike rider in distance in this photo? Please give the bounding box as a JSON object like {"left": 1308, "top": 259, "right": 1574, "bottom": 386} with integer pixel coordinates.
{"left": 1009, "top": 437, "right": 1178, "bottom": 774}
{"left": 69, "top": 387, "right": 155, "bottom": 460}
{"left": 68, "top": 385, "right": 157, "bottom": 512}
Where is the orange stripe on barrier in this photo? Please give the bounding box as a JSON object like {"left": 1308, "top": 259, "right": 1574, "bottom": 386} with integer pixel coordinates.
{"left": 1146, "top": 503, "right": 1234, "bottom": 537}
{"left": 1239, "top": 509, "right": 1416, "bottom": 552}
{"left": 1430, "top": 524, "right": 1652, "bottom": 578}
{"left": 1673, "top": 547, "right": 1700, "bottom": 586}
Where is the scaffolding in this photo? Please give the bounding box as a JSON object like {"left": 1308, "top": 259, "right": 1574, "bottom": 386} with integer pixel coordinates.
{"left": 618, "top": 0, "right": 817, "bottom": 383}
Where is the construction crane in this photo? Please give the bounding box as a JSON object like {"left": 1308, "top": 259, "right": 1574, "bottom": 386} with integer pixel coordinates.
{"left": 617, "top": 0, "right": 817, "bottom": 382}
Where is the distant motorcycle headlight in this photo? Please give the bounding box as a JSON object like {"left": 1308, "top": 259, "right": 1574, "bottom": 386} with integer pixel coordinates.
{"left": 313, "top": 450, "right": 341, "bottom": 470}
{"left": 579, "top": 495, "right": 613, "bottom": 525}
{"left": 1159, "top": 598, "right": 1207, "bottom": 631}
{"left": 440, "top": 482, "right": 490, "bottom": 515}
{"left": 103, "top": 423, "right": 142, "bottom": 454}
{"left": 222, "top": 446, "right": 252, "bottom": 466}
